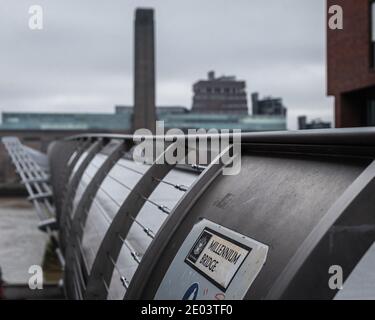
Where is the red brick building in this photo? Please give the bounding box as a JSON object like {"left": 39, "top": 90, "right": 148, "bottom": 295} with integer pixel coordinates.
{"left": 327, "top": 0, "right": 375, "bottom": 127}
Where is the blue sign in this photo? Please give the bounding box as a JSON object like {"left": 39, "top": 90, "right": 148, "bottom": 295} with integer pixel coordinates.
{"left": 182, "top": 283, "right": 199, "bottom": 300}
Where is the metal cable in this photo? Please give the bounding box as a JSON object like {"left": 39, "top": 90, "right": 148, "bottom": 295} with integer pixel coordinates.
{"left": 129, "top": 215, "right": 155, "bottom": 239}
{"left": 92, "top": 159, "right": 187, "bottom": 193}
{"left": 107, "top": 253, "right": 129, "bottom": 289}
{"left": 118, "top": 234, "right": 141, "bottom": 264}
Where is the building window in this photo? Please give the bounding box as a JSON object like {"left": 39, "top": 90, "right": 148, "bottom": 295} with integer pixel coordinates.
{"left": 372, "top": 1, "right": 375, "bottom": 68}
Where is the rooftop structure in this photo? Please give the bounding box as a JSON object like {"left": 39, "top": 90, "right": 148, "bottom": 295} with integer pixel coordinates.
{"left": 191, "top": 71, "right": 248, "bottom": 115}
{"left": 115, "top": 105, "right": 189, "bottom": 115}
{"left": 0, "top": 112, "right": 132, "bottom": 132}
{"left": 160, "top": 113, "right": 286, "bottom": 132}
{"left": 0, "top": 107, "right": 287, "bottom": 133}
{"left": 251, "top": 92, "right": 287, "bottom": 117}
{"left": 298, "top": 116, "right": 332, "bottom": 130}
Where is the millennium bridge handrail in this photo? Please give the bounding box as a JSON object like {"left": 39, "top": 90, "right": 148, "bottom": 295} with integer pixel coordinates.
{"left": 64, "top": 127, "right": 375, "bottom": 147}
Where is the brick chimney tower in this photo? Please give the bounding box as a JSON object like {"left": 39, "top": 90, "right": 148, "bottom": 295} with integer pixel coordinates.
{"left": 133, "top": 8, "right": 156, "bottom": 133}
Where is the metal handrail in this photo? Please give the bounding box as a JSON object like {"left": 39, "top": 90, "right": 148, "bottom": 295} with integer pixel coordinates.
{"left": 64, "top": 128, "right": 375, "bottom": 147}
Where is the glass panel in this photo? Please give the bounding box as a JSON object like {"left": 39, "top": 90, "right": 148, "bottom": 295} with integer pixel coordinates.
{"left": 107, "top": 168, "right": 198, "bottom": 299}
{"left": 71, "top": 153, "right": 108, "bottom": 216}
{"left": 70, "top": 150, "right": 88, "bottom": 181}
{"left": 81, "top": 158, "right": 150, "bottom": 272}
{"left": 67, "top": 150, "right": 78, "bottom": 167}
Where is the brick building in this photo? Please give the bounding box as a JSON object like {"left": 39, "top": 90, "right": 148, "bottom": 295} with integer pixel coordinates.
{"left": 192, "top": 71, "right": 248, "bottom": 114}
{"left": 327, "top": 0, "right": 375, "bottom": 127}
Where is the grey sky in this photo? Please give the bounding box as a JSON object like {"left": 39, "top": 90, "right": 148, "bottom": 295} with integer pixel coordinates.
{"left": 0, "top": 0, "right": 333, "bottom": 129}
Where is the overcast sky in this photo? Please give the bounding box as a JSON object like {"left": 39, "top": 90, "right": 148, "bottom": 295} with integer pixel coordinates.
{"left": 0, "top": 0, "right": 333, "bottom": 129}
